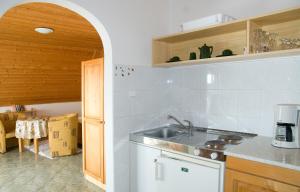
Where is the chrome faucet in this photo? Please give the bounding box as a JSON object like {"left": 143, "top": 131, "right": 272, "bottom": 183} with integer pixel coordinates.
{"left": 184, "top": 120, "right": 194, "bottom": 136}
{"left": 167, "top": 115, "right": 194, "bottom": 136}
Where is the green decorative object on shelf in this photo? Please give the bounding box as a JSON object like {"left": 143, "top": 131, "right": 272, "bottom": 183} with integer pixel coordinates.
{"left": 216, "top": 49, "right": 236, "bottom": 57}
{"left": 189, "top": 52, "right": 197, "bottom": 60}
{"left": 167, "top": 56, "right": 181, "bottom": 63}
{"left": 199, "top": 44, "right": 213, "bottom": 59}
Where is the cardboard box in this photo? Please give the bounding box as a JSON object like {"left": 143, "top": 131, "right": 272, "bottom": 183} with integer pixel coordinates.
{"left": 181, "top": 14, "right": 236, "bottom": 31}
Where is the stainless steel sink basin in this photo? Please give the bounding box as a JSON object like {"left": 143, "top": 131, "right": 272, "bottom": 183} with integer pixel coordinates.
{"left": 144, "top": 127, "right": 185, "bottom": 139}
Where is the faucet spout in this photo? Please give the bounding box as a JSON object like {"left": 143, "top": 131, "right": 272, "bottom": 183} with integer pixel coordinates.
{"left": 184, "top": 120, "right": 194, "bottom": 136}
{"left": 167, "top": 115, "right": 193, "bottom": 136}
{"left": 167, "top": 115, "right": 187, "bottom": 129}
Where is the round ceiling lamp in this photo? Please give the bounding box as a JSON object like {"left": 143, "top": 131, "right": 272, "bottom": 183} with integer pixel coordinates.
{"left": 34, "top": 27, "right": 54, "bottom": 34}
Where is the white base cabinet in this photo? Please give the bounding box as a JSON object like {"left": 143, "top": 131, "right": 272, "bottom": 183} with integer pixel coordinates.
{"left": 130, "top": 143, "right": 161, "bottom": 192}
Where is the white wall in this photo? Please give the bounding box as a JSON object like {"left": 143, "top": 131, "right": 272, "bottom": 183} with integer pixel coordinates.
{"left": 0, "top": 1, "right": 171, "bottom": 192}
{"left": 116, "top": 55, "right": 300, "bottom": 136}
{"left": 169, "top": 0, "right": 300, "bottom": 32}
{"left": 0, "top": 102, "right": 81, "bottom": 116}
{"left": 164, "top": 0, "right": 300, "bottom": 135}
{"left": 113, "top": 65, "right": 169, "bottom": 192}
{"left": 166, "top": 55, "right": 300, "bottom": 136}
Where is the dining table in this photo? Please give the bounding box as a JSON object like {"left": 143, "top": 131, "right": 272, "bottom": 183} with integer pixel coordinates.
{"left": 15, "top": 118, "right": 48, "bottom": 154}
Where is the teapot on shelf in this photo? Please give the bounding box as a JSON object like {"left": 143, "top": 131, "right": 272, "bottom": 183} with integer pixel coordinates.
{"left": 199, "top": 44, "right": 213, "bottom": 59}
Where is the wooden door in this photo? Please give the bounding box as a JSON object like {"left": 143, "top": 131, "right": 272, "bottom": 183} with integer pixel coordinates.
{"left": 82, "top": 58, "right": 105, "bottom": 185}
{"left": 225, "top": 169, "right": 300, "bottom": 192}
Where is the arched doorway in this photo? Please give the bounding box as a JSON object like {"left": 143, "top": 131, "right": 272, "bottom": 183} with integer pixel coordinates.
{"left": 0, "top": 1, "right": 114, "bottom": 191}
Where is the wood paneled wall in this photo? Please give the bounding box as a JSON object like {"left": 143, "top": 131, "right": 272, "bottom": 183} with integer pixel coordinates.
{"left": 0, "top": 40, "right": 102, "bottom": 106}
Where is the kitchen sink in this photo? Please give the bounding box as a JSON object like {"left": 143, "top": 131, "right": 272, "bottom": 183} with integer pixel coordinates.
{"left": 144, "top": 127, "right": 185, "bottom": 139}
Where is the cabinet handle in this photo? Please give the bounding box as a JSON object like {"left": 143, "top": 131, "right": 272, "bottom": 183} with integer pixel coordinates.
{"left": 84, "top": 118, "right": 105, "bottom": 125}
{"left": 154, "top": 158, "right": 162, "bottom": 180}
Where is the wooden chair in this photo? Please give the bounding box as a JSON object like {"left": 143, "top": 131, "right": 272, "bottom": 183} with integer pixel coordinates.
{"left": 0, "top": 112, "right": 26, "bottom": 153}
{"left": 48, "top": 113, "right": 78, "bottom": 157}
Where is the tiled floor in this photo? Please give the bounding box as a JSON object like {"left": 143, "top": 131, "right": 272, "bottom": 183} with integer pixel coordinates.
{"left": 0, "top": 148, "right": 104, "bottom": 192}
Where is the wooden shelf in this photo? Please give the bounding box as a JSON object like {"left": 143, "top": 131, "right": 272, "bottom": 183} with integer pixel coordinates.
{"left": 153, "top": 6, "right": 300, "bottom": 67}
{"left": 154, "top": 20, "right": 247, "bottom": 43}
{"left": 153, "top": 48, "right": 300, "bottom": 68}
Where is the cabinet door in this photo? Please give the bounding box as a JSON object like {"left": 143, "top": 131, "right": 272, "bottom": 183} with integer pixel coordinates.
{"left": 130, "top": 143, "right": 161, "bottom": 192}
{"left": 82, "top": 58, "right": 104, "bottom": 119}
{"left": 157, "top": 153, "right": 221, "bottom": 192}
{"left": 83, "top": 119, "right": 105, "bottom": 183}
{"left": 225, "top": 169, "right": 300, "bottom": 192}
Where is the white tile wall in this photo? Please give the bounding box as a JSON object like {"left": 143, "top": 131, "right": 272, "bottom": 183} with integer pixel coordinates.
{"left": 168, "top": 55, "right": 300, "bottom": 136}
{"left": 115, "top": 55, "right": 300, "bottom": 138}
{"left": 113, "top": 65, "right": 169, "bottom": 192}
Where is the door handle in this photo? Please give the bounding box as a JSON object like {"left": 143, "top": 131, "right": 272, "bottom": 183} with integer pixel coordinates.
{"left": 161, "top": 151, "right": 221, "bottom": 169}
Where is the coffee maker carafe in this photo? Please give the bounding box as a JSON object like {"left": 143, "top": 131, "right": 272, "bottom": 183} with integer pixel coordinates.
{"left": 272, "top": 104, "right": 300, "bottom": 148}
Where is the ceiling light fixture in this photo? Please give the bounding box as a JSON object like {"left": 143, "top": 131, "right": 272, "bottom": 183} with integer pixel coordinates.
{"left": 34, "top": 27, "right": 54, "bottom": 34}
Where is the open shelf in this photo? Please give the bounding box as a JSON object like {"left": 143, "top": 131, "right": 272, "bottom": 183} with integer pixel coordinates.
{"left": 153, "top": 6, "right": 300, "bottom": 67}
{"left": 154, "top": 20, "right": 247, "bottom": 43}
{"left": 153, "top": 48, "right": 300, "bottom": 68}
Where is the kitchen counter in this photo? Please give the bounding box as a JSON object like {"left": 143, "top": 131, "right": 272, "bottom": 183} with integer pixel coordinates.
{"left": 224, "top": 136, "right": 300, "bottom": 171}
{"left": 131, "top": 125, "right": 300, "bottom": 171}
{"left": 130, "top": 124, "right": 256, "bottom": 162}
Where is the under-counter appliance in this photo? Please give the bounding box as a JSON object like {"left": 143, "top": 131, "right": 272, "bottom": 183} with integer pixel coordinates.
{"left": 272, "top": 104, "right": 300, "bottom": 148}
{"left": 130, "top": 143, "right": 225, "bottom": 192}
{"left": 130, "top": 126, "right": 256, "bottom": 192}
{"left": 157, "top": 130, "right": 256, "bottom": 192}
{"left": 155, "top": 151, "right": 223, "bottom": 192}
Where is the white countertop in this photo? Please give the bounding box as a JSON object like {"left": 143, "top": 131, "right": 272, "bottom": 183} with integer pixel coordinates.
{"left": 224, "top": 136, "right": 300, "bottom": 171}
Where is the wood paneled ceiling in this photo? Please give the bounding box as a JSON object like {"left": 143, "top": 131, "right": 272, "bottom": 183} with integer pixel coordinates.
{"left": 0, "top": 3, "right": 103, "bottom": 106}
{"left": 0, "top": 3, "right": 103, "bottom": 50}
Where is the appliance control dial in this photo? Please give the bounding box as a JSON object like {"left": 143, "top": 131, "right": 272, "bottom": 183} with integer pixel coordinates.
{"left": 210, "top": 152, "right": 218, "bottom": 160}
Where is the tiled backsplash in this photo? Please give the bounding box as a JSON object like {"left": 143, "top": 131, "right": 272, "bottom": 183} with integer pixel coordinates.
{"left": 115, "top": 55, "right": 300, "bottom": 138}
{"left": 167, "top": 56, "right": 300, "bottom": 136}
{"left": 114, "top": 65, "right": 168, "bottom": 133}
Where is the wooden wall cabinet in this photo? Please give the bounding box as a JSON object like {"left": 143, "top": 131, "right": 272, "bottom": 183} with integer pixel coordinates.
{"left": 82, "top": 58, "right": 105, "bottom": 187}
{"left": 153, "top": 6, "right": 300, "bottom": 67}
{"left": 225, "top": 156, "right": 300, "bottom": 192}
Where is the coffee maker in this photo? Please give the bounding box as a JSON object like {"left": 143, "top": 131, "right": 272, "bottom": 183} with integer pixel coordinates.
{"left": 272, "top": 104, "right": 300, "bottom": 148}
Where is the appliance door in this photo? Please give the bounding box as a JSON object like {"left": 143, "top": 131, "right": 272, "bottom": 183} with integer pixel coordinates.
{"left": 155, "top": 151, "right": 223, "bottom": 192}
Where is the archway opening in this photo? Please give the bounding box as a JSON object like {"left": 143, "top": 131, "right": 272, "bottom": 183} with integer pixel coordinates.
{"left": 0, "top": 1, "right": 113, "bottom": 191}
